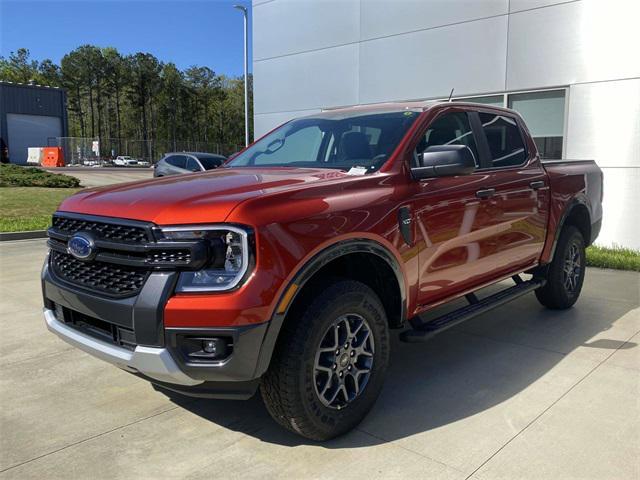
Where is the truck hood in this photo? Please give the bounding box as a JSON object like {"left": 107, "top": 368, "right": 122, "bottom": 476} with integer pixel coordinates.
{"left": 58, "top": 167, "right": 349, "bottom": 225}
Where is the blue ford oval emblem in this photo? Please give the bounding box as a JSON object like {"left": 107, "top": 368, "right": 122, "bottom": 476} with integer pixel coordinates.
{"left": 67, "top": 232, "right": 95, "bottom": 260}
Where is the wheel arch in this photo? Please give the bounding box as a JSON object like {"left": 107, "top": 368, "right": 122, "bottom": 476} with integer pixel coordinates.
{"left": 254, "top": 239, "right": 407, "bottom": 377}
{"left": 548, "top": 197, "right": 593, "bottom": 262}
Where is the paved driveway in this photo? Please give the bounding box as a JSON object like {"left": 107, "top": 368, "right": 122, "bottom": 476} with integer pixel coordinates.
{"left": 46, "top": 168, "right": 154, "bottom": 188}
{"left": 0, "top": 239, "right": 638, "bottom": 479}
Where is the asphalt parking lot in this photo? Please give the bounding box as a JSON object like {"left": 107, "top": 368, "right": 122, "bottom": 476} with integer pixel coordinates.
{"left": 45, "top": 168, "right": 154, "bottom": 188}
{"left": 0, "top": 239, "right": 638, "bottom": 479}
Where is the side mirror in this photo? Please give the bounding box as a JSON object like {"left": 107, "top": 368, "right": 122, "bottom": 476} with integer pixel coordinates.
{"left": 411, "top": 145, "right": 476, "bottom": 180}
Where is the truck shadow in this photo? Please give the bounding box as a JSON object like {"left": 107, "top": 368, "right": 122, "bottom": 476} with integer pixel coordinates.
{"left": 162, "top": 271, "right": 639, "bottom": 448}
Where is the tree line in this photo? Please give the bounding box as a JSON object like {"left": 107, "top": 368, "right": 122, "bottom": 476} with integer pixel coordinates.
{"left": 0, "top": 47, "right": 252, "bottom": 159}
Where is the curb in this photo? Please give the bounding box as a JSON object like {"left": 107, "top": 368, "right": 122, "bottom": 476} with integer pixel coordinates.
{"left": 0, "top": 230, "right": 48, "bottom": 241}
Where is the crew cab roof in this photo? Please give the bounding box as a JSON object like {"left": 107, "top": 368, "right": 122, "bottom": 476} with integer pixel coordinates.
{"left": 313, "top": 100, "right": 520, "bottom": 118}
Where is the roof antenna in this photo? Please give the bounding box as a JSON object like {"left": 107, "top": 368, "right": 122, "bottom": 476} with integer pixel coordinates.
{"left": 447, "top": 88, "right": 455, "bottom": 102}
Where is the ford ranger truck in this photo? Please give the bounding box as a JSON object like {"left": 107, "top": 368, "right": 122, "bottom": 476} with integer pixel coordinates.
{"left": 42, "top": 102, "right": 603, "bottom": 440}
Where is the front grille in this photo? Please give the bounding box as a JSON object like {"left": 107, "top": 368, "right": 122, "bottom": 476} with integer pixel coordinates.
{"left": 146, "top": 249, "right": 192, "bottom": 264}
{"left": 51, "top": 250, "right": 148, "bottom": 296}
{"left": 48, "top": 213, "right": 207, "bottom": 297}
{"left": 52, "top": 216, "right": 149, "bottom": 244}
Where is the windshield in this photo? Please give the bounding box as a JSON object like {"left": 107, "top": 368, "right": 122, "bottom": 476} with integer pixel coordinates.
{"left": 226, "top": 110, "right": 419, "bottom": 172}
{"left": 197, "top": 156, "right": 224, "bottom": 170}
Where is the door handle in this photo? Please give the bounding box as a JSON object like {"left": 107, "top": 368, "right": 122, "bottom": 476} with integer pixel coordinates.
{"left": 529, "top": 180, "right": 545, "bottom": 190}
{"left": 476, "top": 188, "right": 496, "bottom": 199}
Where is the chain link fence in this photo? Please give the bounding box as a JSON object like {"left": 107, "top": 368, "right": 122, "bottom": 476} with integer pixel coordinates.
{"left": 47, "top": 137, "right": 241, "bottom": 166}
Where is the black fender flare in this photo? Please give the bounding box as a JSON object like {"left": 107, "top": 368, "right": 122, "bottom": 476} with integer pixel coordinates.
{"left": 548, "top": 196, "right": 591, "bottom": 261}
{"left": 253, "top": 238, "right": 407, "bottom": 377}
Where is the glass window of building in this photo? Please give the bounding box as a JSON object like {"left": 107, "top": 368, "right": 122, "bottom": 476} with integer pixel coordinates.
{"left": 455, "top": 95, "right": 504, "bottom": 107}
{"left": 508, "top": 90, "right": 565, "bottom": 159}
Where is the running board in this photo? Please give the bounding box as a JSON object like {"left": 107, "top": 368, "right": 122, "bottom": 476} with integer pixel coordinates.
{"left": 399, "top": 275, "right": 546, "bottom": 343}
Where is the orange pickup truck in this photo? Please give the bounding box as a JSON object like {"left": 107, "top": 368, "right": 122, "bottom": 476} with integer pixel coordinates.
{"left": 43, "top": 101, "right": 603, "bottom": 440}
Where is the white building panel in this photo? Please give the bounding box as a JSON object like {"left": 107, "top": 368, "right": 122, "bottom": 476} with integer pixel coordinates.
{"left": 360, "top": 0, "right": 507, "bottom": 40}
{"left": 251, "top": 0, "right": 640, "bottom": 249}
{"left": 594, "top": 167, "right": 640, "bottom": 249}
{"left": 566, "top": 78, "right": 640, "bottom": 168}
{"left": 508, "top": 0, "right": 570, "bottom": 13}
{"left": 565, "top": 78, "right": 640, "bottom": 248}
{"left": 253, "top": 43, "right": 359, "bottom": 115}
{"left": 359, "top": 16, "right": 508, "bottom": 104}
{"left": 507, "top": 0, "right": 640, "bottom": 90}
{"left": 253, "top": 0, "right": 360, "bottom": 61}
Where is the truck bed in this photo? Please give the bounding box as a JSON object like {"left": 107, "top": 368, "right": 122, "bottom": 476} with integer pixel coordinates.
{"left": 540, "top": 159, "right": 603, "bottom": 262}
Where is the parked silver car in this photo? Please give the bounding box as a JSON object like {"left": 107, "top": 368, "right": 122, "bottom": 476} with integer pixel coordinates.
{"left": 154, "top": 152, "right": 226, "bottom": 177}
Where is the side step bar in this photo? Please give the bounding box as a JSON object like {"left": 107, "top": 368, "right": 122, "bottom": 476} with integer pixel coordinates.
{"left": 399, "top": 275, "right": 546, "bottom": 343}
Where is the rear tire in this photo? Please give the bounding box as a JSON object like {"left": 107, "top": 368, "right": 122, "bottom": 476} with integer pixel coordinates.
{"left": 535, "top": 226, "right": 586, "bottom": 309}
{"left": 260, "top": 279, "right": 390, "bottom": 441}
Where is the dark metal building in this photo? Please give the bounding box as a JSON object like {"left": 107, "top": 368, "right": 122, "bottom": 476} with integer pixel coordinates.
{"left": 0, "top": 81, "right": 68, "bottom": 164}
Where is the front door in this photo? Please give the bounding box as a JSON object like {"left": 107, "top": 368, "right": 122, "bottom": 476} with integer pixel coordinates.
{"left": 412, "top": 109, "right": 509, "bottom": 308}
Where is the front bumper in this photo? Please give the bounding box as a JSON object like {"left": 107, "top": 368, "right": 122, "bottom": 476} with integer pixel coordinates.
{"left": 42, "top": 261, "right": 269, "bottom": 399}
{"left": 44, "top": 308, "right": 201, "bottom": 386}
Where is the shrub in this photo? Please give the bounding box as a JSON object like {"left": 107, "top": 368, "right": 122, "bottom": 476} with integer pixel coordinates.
{"left": 0, "top": 164, "right": 80, "bottom": 188}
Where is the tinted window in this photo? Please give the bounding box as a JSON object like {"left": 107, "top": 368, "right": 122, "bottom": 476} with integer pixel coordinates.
{"left": 252, "top": 126, "right": 324, "bottom": 166}
{"left": 417, "top": 112, "right": 480, "bottom": 166}
{"left": 227, "top": 111, "right": 419, "bottom": 173}
{"left": 185, "top": 157, "right": 200, "bottom": 171}
{"left": 479, "top": 113, "right": 527, "bottom": 167}
{"left": 197, "top": 156, "right": 224, "bottom": 170}
{"left": 166, "top": 155, "right": 186, "bottom": 168}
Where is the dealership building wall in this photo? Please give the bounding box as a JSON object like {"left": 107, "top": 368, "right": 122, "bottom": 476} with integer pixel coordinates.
{"left": 252, "top": 0, "right": 640, "bottom": 249}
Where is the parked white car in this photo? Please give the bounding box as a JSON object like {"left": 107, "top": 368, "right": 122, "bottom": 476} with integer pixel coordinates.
{"left": 113, "top": 156, "right": 145, "bottom": 167}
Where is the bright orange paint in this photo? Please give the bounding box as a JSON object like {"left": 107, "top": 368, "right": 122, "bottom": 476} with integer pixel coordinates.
{"left": 57, "top": 102, "right": 603, "bottom": 328}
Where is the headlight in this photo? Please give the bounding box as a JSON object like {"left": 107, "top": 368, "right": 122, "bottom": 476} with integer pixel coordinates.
{"left": 158, "top": 225, "right": 253, "bottom": 292}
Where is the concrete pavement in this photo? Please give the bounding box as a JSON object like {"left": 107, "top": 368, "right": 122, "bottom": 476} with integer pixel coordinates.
{"left": 0, "top": 239, "right": 638, "bottom": 479}
{"left": 46, "top": 168, "right": 154, "bottom": 188}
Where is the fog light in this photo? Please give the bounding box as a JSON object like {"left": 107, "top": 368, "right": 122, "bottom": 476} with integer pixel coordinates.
{"left": 203, "top": 339, "right": 218, "bottom": 354}
{"left": 183, "top": 337, "right": 229, "bottom": 361}
{"left": 180, "top": 335, "right": 231, "bottom": 362}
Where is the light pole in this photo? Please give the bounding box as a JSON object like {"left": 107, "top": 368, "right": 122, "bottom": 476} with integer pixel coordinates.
{"left": 234, "top": 4, "right": 249, "bottom": 147}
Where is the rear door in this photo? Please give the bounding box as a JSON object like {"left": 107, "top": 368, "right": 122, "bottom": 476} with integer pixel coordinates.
{"left": 471, "top": 110, "right": 549, "bottom": 272}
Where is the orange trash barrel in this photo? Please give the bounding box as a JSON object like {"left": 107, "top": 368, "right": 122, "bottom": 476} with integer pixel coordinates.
{"left": 42, "top": 147, "right": 65, "bottom": 167}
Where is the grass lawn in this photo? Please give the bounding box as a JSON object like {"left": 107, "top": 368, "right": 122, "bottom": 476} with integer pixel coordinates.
{"left": 0, "top": 187, "right": 81, "bottom": 232}
{"left": 586, "top": 245, "right": 640, "bottom": 272}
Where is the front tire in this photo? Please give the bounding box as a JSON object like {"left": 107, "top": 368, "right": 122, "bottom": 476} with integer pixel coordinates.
{"left": 535, "top": 225, "right": 586, "bottom": 309}
{"left": 260, "top": 279, "right": 390, "bottom": 441}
